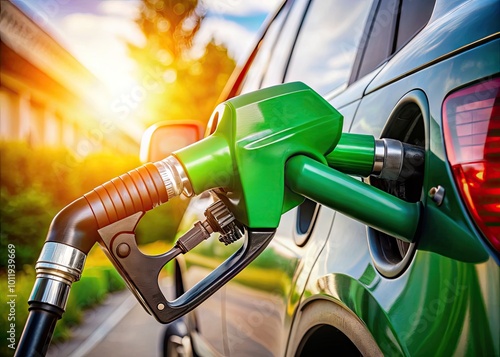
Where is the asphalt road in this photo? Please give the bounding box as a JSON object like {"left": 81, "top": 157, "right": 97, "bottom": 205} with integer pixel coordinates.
{"left": 47, "top": 274, "right": 284, "bottom": 357}
{"left": 47, "top": 280, "right": 172, "bottom": 357}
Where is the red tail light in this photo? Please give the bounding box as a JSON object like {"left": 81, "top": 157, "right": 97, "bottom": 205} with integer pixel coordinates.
{"left": 443, "top": 77, "right": 500, "bottom": 252}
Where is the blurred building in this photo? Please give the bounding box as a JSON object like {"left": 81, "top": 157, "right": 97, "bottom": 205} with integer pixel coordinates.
{"left": 0, "top": 1, "right": 139, "bottom": 155}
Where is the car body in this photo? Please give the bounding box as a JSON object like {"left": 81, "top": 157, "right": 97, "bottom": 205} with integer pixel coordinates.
{"left": 164, "top": 0, "right": 500, "bottom": 355}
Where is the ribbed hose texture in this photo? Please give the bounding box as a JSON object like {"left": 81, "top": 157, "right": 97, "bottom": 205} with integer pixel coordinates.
{"left": 84, "top": 163, "right": 169, "bottom": 228}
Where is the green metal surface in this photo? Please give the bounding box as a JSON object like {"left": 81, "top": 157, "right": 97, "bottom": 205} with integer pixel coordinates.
{"left": 175, "top": 82, "right": 344, "bottom": 228}
{"left": 285, "top": 155, "right": 420, "bottom": 242}
{"left": 325, "top": 133, "right": 375, "bottom": 176}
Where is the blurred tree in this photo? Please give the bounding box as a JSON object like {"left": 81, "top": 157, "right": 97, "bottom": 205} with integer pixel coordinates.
{"left": 0, "top": 142, "right": 173, "bottom": 269}
{"left": 1, "top": 1, "right": 238, "bottom": 270}
{"left": 129, "top": 0, "right": 235, "bottom": 125}
{"left": 0, "top": 142, "right": 141, "bottom": 269}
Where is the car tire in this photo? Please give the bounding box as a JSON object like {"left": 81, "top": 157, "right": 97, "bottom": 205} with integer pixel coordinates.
{"left": 162, "top": 318, "right": 194, "bottom": 357}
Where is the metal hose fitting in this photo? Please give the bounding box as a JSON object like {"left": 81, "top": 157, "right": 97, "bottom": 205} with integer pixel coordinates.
{"left": 154, "top": 156, "right": 193, "bottom": 197}
{"left": 373, "top": 139, "right": 425, "bottom": 181}
{"left": 29, "top": 242, "right": 86, "bottom": 311}
{"left": 373, "top": 139, "right": 404, "bottom": 180}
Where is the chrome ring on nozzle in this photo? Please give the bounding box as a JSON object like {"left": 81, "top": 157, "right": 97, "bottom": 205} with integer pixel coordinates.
{"left": 372, "top": 139, "right": 404, "bottom": 180}
{"left": 154, "top": 156, "right": 193, "bottom": 198}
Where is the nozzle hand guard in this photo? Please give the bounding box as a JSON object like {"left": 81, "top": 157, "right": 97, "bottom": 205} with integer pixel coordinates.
{"left": 97, "top": 200, "right": 274, "bottom": 323}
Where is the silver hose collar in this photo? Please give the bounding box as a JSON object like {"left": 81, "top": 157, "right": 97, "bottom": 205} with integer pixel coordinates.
{"left": 35, "top": 242, "right": 86, "bottom": 282}
{"left": 154, "top": 156, "right": 193, "bottom": 197}
{"left": 374, "top": 138, "right": 404, "bottom": 180}
{"left": 29, "top": 277, "right": 71, "bottom": 310}
{"left": 30, "top": 242, "right": 87, "bottom": 311}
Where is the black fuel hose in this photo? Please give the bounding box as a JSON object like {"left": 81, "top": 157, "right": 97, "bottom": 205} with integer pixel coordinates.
{"left": 15, "top": 304, "right": 62, "bottom": 357}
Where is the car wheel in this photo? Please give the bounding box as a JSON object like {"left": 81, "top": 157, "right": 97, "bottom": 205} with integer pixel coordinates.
{"left": 162, "top": 318, "right": 194, "bottom": 357}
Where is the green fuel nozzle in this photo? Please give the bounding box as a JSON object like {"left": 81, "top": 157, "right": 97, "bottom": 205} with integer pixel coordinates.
{"left": 18, "top": 82, "right": 424, "bottom": 356}
{"left": 162, "top": 82, "right": 422, "bottom": 238}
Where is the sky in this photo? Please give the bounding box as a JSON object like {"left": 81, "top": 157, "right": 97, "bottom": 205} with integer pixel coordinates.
{"left": 12, "top": 0, "right": 281, "bottom": 95}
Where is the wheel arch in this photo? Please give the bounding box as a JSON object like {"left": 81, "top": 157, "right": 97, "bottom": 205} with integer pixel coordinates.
{"left": 286, "top": 298, "right": 385, "bottom": 357}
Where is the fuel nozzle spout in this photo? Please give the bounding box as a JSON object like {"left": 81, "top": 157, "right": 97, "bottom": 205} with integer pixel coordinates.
{"left": 326, "top": 133, "right": 425, "bottom": 181}
{"left": 373, "top": 138, "right": 425, "bottom": 182}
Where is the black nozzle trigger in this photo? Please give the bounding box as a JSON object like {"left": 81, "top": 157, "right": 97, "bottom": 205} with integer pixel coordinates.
{"left": 97, "top": 212, "right": 275, "bottom": 324}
